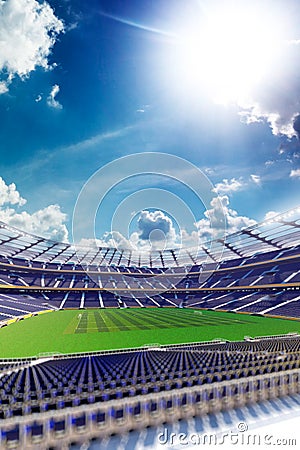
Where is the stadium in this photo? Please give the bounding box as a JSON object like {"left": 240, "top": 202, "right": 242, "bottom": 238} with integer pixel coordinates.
{"left": 0, "top": 206, "right": 299, "bottom": 448}
{"left": 2, "top": 0, "right": 300, "bottom": 449}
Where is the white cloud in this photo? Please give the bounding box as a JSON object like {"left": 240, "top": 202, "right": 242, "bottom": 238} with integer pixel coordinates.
{"left": 238, "top": 41, "right": 300, "bottom": 137}
{"left": 0, "top": 177, "right": 26, "bottom": 207}
{"left": 250, "top": 174, "right": 261, "bottom": 185}
{"left": 90, "top": 199, "right": 258, "bottom": 252}
{"left": 0, "top": 177, "right": 68, "bottom": 242}
{"left": 137, "top": 210, "right": 175, "bottom": 240}
{"left": 264, "top": 211, "right": 279, "bottom": 222}
{"left": 265, "top": 160, "right": 274, "bottom": 167}
{"left": 290, "top": 169, "right": 300, "bottom": 178}
{"left": 240, "top": 107, "right": 297, "bottom": 138}
{"left": 179, "top": 229, "right": 201, "bottom": 249}
{"left": 131, "top": 210, "right": 178, "bottom": 250}
{"left": 195, "top": 195, "right": 257, "bottom": 242}
{"left": 0, "top": 0, "right": 64, "bottom": 92}
{"left": 81, "top": 210, "right": 179, "bottom": 252}
{"left": 0, "top": 205, "right": 68, "bottom": 242}
{"left": 113, "top": 197, "right": 257, "bottom": 250}
{"left": 0, "top": 81, "right": 8, "bottom": 94}
{"left": 136, "top": 104, "right": 150, "bottom": 113}
{"left": 213, "top": 178, "right": 243, "bottom": 195}
{"left": 102, "top": 231, "right": 136, "bottom": 251}
{"left": 47, "top": 84, "right": 62, "bottom": 109}
{"left": 78, "top": 231, "right": 136, "bottom": 251}
{"left": 204, "top": 167, "right": 215, "bottom": 175}
{"left": 77, "top": 238, "right": 101, "bottom": 249}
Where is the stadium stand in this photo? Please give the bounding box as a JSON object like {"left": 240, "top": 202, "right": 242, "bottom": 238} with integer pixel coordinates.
{"left": 0, "top": 207, "right": 300, "bottom": 447}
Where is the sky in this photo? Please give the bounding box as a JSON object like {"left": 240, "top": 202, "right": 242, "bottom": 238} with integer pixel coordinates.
{"left": 0, "top": 0, "right": 300, "bottom": 251}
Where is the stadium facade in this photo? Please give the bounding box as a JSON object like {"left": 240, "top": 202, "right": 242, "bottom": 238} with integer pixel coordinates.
{"left": 0, "top": 207, "right": 300, "bottom": 448}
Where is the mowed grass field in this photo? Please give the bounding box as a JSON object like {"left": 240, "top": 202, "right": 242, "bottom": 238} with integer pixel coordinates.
{"left": 0, "top": 307, "right": 300, "bottom": 358}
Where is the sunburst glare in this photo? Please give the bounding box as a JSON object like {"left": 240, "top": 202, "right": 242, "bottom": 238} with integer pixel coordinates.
{"left": 175, "top": 2, "right": 286, "bottom": 105}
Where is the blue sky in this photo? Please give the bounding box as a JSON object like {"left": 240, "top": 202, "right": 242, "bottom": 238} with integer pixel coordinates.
{"left": 0, "top": 0, "right": 300, "bottom": 249}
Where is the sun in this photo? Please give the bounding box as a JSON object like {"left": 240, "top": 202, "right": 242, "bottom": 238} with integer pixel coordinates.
{"left": 176, "top": 3, "right": 285, "bottom": 105}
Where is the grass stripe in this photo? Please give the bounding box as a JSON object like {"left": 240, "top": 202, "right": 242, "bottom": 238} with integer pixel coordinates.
{"left": 103, "top": 310, "right": 132, "bottom": 331}
{"left": 115, "top": 308, "right": 184, "bottom": 330}
{"left": 86, "top": 312, "right": 98, "bottom": 334}
{"left": 69, "top": 307, "right": 261, "bottom": 336}
{"left": 2, "top": 307, "right": 300, "bottom": 358}
{"left": 98, "top": 310, "right": 119, "bottom": 331}
{"left": 111, "top": 309, "right": 153, "bottom": 330}
{"left": 129, "top": 308, "right": 192, "bottom": 324}
{"left": 93, "top": 310, "right": 109, "bottom": 332}
{"left": 75, "top": 311, "right": 88, "bottom": 333}
{"left": 143, "top": 308, "right": 253, "bottom": 327}
{"left": 119, "top": 308, "right": 188, "bottom": 329}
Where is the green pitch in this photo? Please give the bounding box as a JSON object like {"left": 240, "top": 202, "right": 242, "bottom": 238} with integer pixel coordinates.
{"left": 0, "top": 307, "right": 299, "bottom": 358}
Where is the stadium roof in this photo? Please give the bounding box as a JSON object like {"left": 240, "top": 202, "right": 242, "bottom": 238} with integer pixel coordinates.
{"left": 0, "top": 207, "right": 300, "bottom": 267}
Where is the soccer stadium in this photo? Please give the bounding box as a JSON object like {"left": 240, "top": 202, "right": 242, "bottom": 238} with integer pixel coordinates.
{"left": 2, "top": 0, "right": 300, "bottom": 449}
{"left": 0, "top": 207, "right": 299, "bottom": 448}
